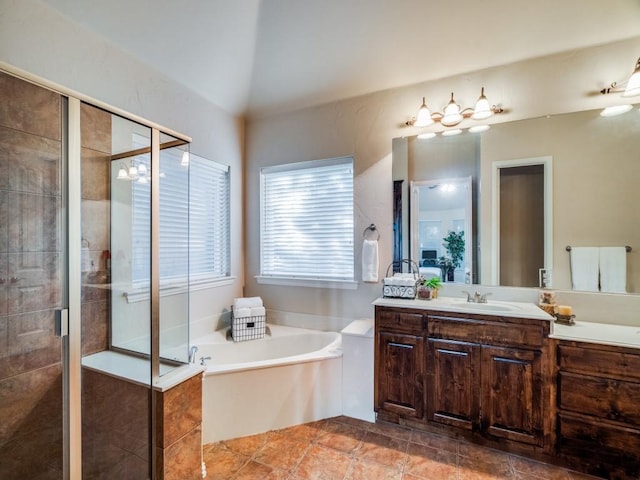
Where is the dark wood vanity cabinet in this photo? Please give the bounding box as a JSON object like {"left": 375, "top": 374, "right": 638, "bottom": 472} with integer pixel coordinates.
{"left": 557, "top": 341, "right": 640, "bottom": 479}
{"left": 426, "top": 314, "right": 548, "bottom": 447}
{"left": 374, "top": 305, "right": 551, "bottom": 451}
{"left": 374, "top": 308, "right": 426, "bottom": 420}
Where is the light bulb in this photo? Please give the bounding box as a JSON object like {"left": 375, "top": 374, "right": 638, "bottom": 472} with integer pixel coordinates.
{"left": 622, "top": 58, "right": 640, "bottom": 97}
{"left": 471, "top": 87, "right": 493, "bottom": 120}
{"left": 117, "top": 167, "right": 130, "bottom": 180}
{"left": 440, "top": 93, "right": 463, "bottom": 127}
{"left": 414, "top": 97, "right": 434, "bottom": 127}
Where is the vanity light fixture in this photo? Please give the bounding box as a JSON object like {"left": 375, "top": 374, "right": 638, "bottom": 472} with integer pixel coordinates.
{"left": 406, "top": 87, "right": 504, "bottom": 128}
{"left": 598, "top": 57, "right": 640, "bottom": 116}
{"left": 623, "top": 57, "right": 640, "bottom": 97}
{"left": 181, "top": 151, "right": 190, "bottom": 166}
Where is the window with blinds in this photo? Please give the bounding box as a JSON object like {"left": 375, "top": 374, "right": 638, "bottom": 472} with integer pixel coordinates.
{"left": 260, "top": 156, "right": 354, "bottom": 282}
{"left": 131, "top": 150, "right": 230, "bottom": 285}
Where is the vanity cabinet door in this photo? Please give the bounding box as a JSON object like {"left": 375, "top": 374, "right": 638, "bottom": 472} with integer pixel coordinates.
{"left": 375, "top": 331, "right": 425, "bottom": 419}
{"left": 426, "top": 339, "right": 480, "bottom": 430}
{"left": 481, "top": 345, "right": 543, "bottom": 446}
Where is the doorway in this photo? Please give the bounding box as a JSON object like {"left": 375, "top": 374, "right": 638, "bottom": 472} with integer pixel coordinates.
{"left": 491, "top": 157, "right": 553, "bottom": 287}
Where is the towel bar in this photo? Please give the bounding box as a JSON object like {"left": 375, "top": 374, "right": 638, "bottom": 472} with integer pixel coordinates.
{"left": 566, "top": 245, "right": 631, "bottom": 252}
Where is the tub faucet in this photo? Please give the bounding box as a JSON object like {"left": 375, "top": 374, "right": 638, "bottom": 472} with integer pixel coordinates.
{"left": 189, "top": 346, "right": 198, "bottom": 363}
{"left": 200, "top": 356, "right": 212, "bottom": 366}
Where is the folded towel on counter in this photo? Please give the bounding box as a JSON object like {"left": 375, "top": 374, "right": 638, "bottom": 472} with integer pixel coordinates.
{"left": 250, "top": 306, "right": 266, "bottom": 317}
{"left": 234, "top": 307, "right": 252, "bottom": 319}
{"left": 570, "top": 247, "right": 599, "bottom": 292}
{"left": 599, "top": 246, "right": 627, "bottom": 293}
{"left": 233, "top": 296, "right": 263, "bottom": 310}
{"left": 361, "top": 239, "right": 379, "bottom": 283}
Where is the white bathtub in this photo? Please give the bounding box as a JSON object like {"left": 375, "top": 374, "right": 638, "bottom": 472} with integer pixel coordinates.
{"left": 197, "top": 324, "right": 343, "bottom": 443}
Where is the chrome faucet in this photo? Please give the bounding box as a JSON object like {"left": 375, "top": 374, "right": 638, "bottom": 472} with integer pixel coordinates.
{"left": 200, "top": 356, "right": 212, "bottom": 366}
{"left": 462, "top": 291, "right": 492, "bottom": 303}
{"left": 188, "top": 345, "right": 198, "bottom": 363}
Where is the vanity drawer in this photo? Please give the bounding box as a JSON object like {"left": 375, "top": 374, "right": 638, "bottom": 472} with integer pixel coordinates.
{"left": 376, "top": 308, "right": 425, "bottom": 334}
{"left": 559, "top": 371, "right": 640, "bottom": 426}
{"left": 427, "top": 315, "right": 545, "bottom": 349}
{"left": 558, "top": 412, "right": 640, "bottom": 461}
{"left": 558, "top": 344, "right": 640, "bottom": 381}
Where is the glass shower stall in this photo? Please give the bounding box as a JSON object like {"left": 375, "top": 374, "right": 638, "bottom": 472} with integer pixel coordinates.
{"left": 0, "top": 69, "right": 191, "bottom": 479}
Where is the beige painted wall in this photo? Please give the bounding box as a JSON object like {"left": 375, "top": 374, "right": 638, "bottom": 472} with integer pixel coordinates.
{"left": 246, "top": 36, "right": 640, "bottom": 328}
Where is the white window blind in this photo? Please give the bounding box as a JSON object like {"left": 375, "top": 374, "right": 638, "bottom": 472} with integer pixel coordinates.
{"left": 131, "top": 150, "right": 230, "bottom": 284}
{"left": 260, "top": 156, "right": 354, "bottom": 281}
{"left": 189, "top": 154, "right": 230, "bottom": 280}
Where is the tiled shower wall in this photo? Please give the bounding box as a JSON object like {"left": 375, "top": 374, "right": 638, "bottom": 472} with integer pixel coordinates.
{"left": 0, "top": 71, "right": 64, "bottom": 478}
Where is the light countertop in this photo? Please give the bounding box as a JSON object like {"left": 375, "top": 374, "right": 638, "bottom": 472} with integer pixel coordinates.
{"left": 373, "top": 296, "right": 553, "bottom": 321}
{"left": 551, "top": 321, "right": 640, "bottom": 349}
{"left": 82, "top": 350, "right": 206, "bottom": 391}
{"left": 372, "top": 296, "right": 640, "bottom": 349}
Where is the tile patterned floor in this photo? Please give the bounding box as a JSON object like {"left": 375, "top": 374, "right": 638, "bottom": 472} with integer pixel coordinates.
{"left": 203, "top": 416, "right": 603, "bottom": 480}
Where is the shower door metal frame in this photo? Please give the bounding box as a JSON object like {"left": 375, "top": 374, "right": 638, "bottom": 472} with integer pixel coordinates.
{"left": 0, "top": 61, "right": 191, "bottom": 480}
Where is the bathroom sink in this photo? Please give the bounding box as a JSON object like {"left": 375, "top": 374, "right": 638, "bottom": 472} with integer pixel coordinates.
{"left": 449, "top": 302, "right": 519, "bottom": 313}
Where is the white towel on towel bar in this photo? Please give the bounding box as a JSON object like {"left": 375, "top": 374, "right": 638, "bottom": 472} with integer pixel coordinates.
{"left": 362, "top": 239, "right": 379, "bottom": 283}
{"left": 599, "top": 247, "right": 627, "bottom": 293}
{"left": 570, "top": 247, "right": 600, "bottom": 292}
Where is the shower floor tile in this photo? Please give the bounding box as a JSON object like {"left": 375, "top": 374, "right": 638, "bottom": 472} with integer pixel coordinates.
{"left": 202, "top": 416, "right": 604, "bottom": 480}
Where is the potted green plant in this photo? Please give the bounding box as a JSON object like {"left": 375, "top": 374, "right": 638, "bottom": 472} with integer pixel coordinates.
{"left": 424, "top": 276, "right": 443, "bottom": 298}
{"left": 417, "top": 275, "right": 442, "bottom": 300}
{"left": 439, "top": 230, "right": 465, "bottom": 281}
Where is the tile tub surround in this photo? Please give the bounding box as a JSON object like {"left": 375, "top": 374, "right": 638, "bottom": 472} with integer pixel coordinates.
{"left": 203, "top": 416, "right": 602, "bottom": 480}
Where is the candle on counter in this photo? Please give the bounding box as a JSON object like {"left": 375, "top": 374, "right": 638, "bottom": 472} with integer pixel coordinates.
{"left": 558, "top": 305, "right": 573, "bottom": 316}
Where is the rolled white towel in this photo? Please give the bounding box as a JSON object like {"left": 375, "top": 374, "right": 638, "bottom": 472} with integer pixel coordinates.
{"left": 234, "top": 307, "right": 252, "bottom": 319}
{"left": 250, "top": 306, "right": 266, "bottom": 317}
{"left": 233, "top": 296, "right": 263, "bottom": 310}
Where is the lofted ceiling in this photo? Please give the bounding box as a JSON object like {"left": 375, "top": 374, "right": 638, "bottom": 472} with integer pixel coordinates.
{"left": 41, "top": 0, "right": 640, "bottom": 118}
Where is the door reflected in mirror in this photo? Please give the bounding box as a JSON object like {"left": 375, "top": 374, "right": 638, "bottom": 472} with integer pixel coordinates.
{"left": 411, "top": 177, "right": 473, "bottom": 284}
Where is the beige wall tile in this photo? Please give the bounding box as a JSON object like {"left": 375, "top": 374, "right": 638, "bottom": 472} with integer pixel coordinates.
{"left": 157, "top": 373, "right": 202, "bottom": 448}
{"left": 0, "top": 71, "right": 61, "bottom": 141}
{"left": 82, "top": 147, "right": 111, "bottom": 201}
{"left": 80, "top": 102, "right": 112, "bottom": 154}
{"left": 0, "top": 126, "right": 61, "bottom": 196}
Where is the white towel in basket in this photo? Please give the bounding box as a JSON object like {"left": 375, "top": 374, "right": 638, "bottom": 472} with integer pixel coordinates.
{"left": 250, "top": 306, "right": 266, "bottom": 317}
{"left": 234, "top": 307, "right": 252, "bottom": 318}
{"left": 233, "top": 296, "right": 263, "bottom": 310}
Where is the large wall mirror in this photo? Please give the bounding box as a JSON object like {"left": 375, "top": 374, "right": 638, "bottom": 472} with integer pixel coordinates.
{"left": 393, "top": 106, "right": 640, "bottom": 294}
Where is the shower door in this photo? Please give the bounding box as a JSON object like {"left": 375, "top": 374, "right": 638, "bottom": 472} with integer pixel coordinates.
{"left": 0, "top": 72, "right": 66, "bottom": 478}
